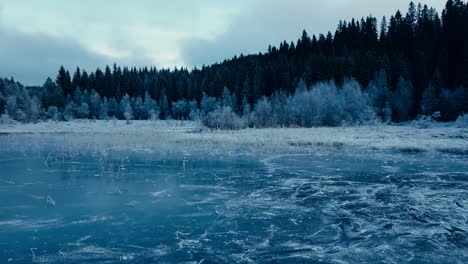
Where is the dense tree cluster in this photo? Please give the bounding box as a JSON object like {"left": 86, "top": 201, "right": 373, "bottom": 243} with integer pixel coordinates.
{"left": 1, "top": 0, "right": 467, "bottom": 127}
{"left": 0, "top": 78, "right": 42, "bottom": 123}
{"left": 201, "top": 79, "right": 378, "bottom": 129}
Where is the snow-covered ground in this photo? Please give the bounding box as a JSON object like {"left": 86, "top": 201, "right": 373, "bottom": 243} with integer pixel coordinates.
{"left": 0, "top": 120, "right": 467, "bottom": 154}
{"left": 0, "top": 120, "right": 200, "bottom": 134}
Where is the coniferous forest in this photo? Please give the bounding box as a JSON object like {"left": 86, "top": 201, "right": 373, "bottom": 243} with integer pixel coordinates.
{"left": 1, "top": 0, "right": 467, "bottom": 128}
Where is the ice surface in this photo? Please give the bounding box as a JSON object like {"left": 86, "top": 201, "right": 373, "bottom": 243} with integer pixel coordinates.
{"left": 0, "top": 121, "right": 467, "bottom": 263}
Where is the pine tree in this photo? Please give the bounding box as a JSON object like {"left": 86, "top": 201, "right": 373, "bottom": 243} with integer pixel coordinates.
{"left": 393, "top": 77, "right": 415, "bottom": 121}
{"left": 133, "top": 96, "right": 145, "bottom": 120}
{"left": 89, "top": 90, "right": 102, "bottom": 118}
{"left": 221, "top": 86, "right": 232, "bottom": 108}
{"left": 420, "top": 83, "right": 439, "bottom": 115}
{"left": 0, "top": 90, "right": 5, "bottom": 115}
{"left": 72, "top": 67, "right": 81, "bottom": 90}
{"left": 44, "top": 77, "right": 65, "bottom": 109}
{"left": 143, "top": 92, "right": 159, "bottom": 120}
{"left": 56, "top": 66, "right": 72, "bottom": 96}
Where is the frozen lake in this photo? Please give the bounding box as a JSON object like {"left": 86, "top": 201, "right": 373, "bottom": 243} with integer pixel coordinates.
{"left": 0, "top": 132, "right": 467, "bottom": 263}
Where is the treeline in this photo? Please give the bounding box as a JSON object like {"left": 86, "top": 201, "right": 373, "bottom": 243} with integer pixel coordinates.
{"left": 1, "top": 0, "right": 467, "bottom": 126}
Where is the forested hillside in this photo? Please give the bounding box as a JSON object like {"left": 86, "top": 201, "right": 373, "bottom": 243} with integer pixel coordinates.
{"left": 1, "top": 0, "right": 467, "bottom": 127}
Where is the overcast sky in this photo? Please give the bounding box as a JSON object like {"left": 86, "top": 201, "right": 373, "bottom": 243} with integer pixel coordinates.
{"left": 0, "top": 0, "right": 446, "bottom": 85}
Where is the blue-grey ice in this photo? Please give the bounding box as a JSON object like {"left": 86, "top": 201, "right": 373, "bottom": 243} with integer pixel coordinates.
{"left": 0, "top": 132, "right": 467, "bottom": 263}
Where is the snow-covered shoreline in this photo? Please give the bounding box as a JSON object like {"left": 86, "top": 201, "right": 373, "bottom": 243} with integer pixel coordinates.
{"left": 0, "top": 120, "right": 201, "bottom": 134}
{"left": 0, "top": 120, "right": 467, "bottom": 154}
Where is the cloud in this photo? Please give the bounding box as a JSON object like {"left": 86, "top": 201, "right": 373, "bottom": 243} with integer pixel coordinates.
{"left": 0, "top": 24, "right": 115, "bottom": 85}
{"left": 180, "top": 0, "right": 446, "bottom": 67}
{"left": 0, "top": 0, "right": 241, "bottom": 79}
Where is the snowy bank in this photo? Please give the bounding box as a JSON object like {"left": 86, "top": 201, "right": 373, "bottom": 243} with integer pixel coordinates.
{"left": 0, "top": 120, "right": 467, "bottom": 154}
{"left": 0, "top": 120, "right": 201, "bottom": 134}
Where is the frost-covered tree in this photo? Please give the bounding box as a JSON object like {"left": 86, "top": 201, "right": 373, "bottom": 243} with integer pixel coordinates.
{"left": 63, "top": 102, "right": 75, "bottom": 121}
{"left": 312, "top": 81, "right": 343, "bottom": 126}
{"left": 89, "top": 90, "right": 102, "bottom": 118}
{"left": 296, "top": 78, "right": 307, "bottom": 94}
{"left": 188, "top": 99, "right": 200, "bottom": 120}
{"left": 29, "top": 96, "right": 41, "bottom": 122}
{"left": 133, "top": 96, "right": 145, "bottom": 120}
{"left": 289, "top": 80, "right": 376, "bottom": 127}
{"left": 455, "top": 113, "right": 468, "bottom": 128}
{"left": 252, "top": 97, "right": 275, "bottom": 127}
{"left": 200, "top": 92, "right": 218, "bottom": 116}
{"left": 148, "top": 109, "right": 159, "bottom": 121}
{"left": 341, "top": 79, "right": 375, "bottom": 124}
{"left": 108, "top": 97, "right": 119, "bottom": 118}
{"left": 124, "top": 103, "right": 133, "bottom": 124}
{"left": 221, "top": 86, "right": 233, "bottom": 108}
{"left": 143, "top": 92, "right": 159, "bottom": 120}
{"left": 14, "top": 109, "right": 27, "bottom": 123}
{"left": 383, "top": 102, "right": 392, "bottom": 123}
{"left": 99, "top": 97, "right": 109, "bottom": 120}
{"left": 291, "top": 81, "right": 322, "bottom": 127}
{"left": 47, "top": 106, "right": 60, "bottom": 121}
{"left": 78, "top": 103, "right": 90, "bottom": 119}
{"left": 81, "top": 89, "right": 90, "bottom": 107}
{"left": 3, "top": 92, "right": 26, "bottom": 122}
{"left": 271, "top": 91, "right": 291, "bottom": 127}
{"left": 6, "top": 96, "right": 17, "bottom": 118}
{"left": 0, "top": 109, "right": 15, "bottom": 125}
{"left": 203, "top": 106, "right": 245, "bottom": 130}
{"left": 73, "top": 87, "right": 82, "bottom": 105}
{"left": 119, "top": 94, "right": 131, "bottom": 119}
{"left": 16, "top": 88, "right": 33, "bottom": 121}
{"left": 172, "top": 99, "right": 189, "bottom": 120}
{"left": 241, "top": 96, "right": 251, "bottom": 120}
